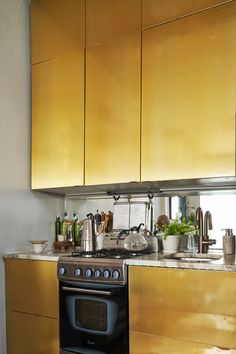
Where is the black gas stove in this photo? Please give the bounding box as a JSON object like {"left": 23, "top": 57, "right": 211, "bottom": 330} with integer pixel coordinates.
{"left": 58, "top": 247, "right": 134, "bottom": 354}
{"left": 58, "top": 248, "right": 150, "bottom": 285}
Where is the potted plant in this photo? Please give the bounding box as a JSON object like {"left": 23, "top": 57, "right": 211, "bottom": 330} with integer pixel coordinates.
{"left": 161, "top": 218, "right": 196, "bottom": 253}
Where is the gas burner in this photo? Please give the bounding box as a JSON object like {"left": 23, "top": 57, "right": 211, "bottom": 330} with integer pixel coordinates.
{"left": 70, "top": 248, "right": 151, "bottom": 259}
{"left": 71, "top": 251, "right": 97, "bottom": 258}
{"left": 99, "top": 248, "right": 128, "bottom": 259}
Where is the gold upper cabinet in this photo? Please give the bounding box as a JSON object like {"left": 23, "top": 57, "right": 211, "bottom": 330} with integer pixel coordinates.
{"left": 86, "top": 0, "right": 141, "bottom": 47}
{"left": 141, "top": 2, "right": 236, "bottom": 182}
{"left": 142, "top": 0, "right": 231, "bottom": 29}
{"left": 31, "top": 0, "right": 85, "bottom": 189}
{"left": 31, "top": 0, "right": 85, "bottom": 64}
{"left": 85, "top": 0, "right": 141, "bottom": 185}
{"left": 32, "top": 53, "right": 85, "bottom": 189}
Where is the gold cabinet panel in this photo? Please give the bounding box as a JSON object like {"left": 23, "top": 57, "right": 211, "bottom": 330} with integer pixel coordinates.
{"left": 31, "top": 0, "right": 85, "bottom": 64}
{"left": 85, "top": 34, "right": 141, "bottom": 183}
{"left": 32, "top": 53, "right": 84, "bottom": 189}
{"left": 142, "top": 2, "right": 236, "bottom": 181}
{"left": 85, "top": 0, "right": 141, "bottom": 185}
{"left": 5, "top": 259, "right": 58, "bottom": 318}
{"left": 130, "top": 332, "right": 236, "bottom": 354}
{"left": 86, "top": 0, "right": 141, "bottom": 47}
{"left": 6, "top": 310, "right": 59, "bottom": 354}
{"left": 129, "top": 266, "right": 236, "bottom": 353}
{"left": 142, "top": 0, "right": 231, "bottom": 29}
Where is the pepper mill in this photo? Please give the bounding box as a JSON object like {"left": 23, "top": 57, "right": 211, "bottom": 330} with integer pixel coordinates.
{"left": 222, "top": 228, "right": 235, "bottom": 255}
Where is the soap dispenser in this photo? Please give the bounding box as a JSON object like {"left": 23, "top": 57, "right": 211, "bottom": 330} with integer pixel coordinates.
{"left": 222, "top": 229, "right": 235, "bottom": 255}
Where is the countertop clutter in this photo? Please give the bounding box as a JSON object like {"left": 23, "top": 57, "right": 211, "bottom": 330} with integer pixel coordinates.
{"left": 4, "top": 249, "right": 236, "bottom": 272}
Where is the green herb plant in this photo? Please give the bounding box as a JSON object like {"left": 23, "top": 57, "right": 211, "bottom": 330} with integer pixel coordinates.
{"left": 162, "top": 218, "right": 196, "bottom": 240}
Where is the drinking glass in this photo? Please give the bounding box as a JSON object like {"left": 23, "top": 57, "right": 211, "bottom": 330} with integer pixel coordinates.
{"left": 187, "top": 234, "right": 197, "bottom": 253}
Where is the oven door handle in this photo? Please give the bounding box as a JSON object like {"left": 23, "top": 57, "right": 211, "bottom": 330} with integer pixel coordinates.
{"left": 62, "top": 286, "right": 115, "bottom": 296}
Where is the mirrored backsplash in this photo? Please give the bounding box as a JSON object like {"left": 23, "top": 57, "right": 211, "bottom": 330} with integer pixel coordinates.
{"left": 63, "top": 192, "right": 236, "bottom": 250}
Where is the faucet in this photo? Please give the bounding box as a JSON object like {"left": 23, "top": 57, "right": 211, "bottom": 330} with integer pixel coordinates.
{"left": 203, "top": 210, "right": 216, "bottom": 253}
{"left": 195, "top": 207, "right": 216, "bottom": 253}
{"left": 195, "top": 207, "right": 203, "bottom": 253}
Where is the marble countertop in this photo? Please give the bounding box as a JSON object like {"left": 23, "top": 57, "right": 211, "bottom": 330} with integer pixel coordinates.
{"left": 3, "top": 250, "right": 236, "bottom": 271}
{"left": 126, "top": 251, "right": 236, "bottom": 272}
{"left": 3, "top": 250, "right": 72, "bottom": 261}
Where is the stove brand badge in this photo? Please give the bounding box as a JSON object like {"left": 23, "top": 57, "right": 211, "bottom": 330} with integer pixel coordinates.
{"left": 87, "top": 339, "right": 95, "bottom": 346}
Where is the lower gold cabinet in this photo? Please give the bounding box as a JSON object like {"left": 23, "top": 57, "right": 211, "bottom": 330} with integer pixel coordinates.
{"left": 5, "top": 259, "right": 59, "bottom": 354}
{"left": 5, "top": 259, "right": 58, "bottom": 317}
{"left": 6, "top": 310, "right": 59, "bottom": 354}
{"left": 129, "top": 266, "right": 236, "bottom": 354}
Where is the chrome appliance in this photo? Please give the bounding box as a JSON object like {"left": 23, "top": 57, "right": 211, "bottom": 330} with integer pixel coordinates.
{"left": 80, "top": 213, "right": 96, "bottom": 252}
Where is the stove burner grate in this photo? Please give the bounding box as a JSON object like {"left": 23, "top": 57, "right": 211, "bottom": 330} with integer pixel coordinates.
{"left": 70, "top": 248, "right": 151, "bottom": 259}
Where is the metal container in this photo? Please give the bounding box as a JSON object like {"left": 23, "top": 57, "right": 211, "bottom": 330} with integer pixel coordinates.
{"left": 223, "top": 228, "right": 235, "bottom": 255}
{"left": 81, "top": 214, "right": 96, "bottom": 252}
{"left": 144, "top": 234, "right": 158, "bottom": 252}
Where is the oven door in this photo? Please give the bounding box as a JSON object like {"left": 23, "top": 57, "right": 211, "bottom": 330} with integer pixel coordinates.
{"left": 59, "top": 280, "right": 128, "bottom": 354}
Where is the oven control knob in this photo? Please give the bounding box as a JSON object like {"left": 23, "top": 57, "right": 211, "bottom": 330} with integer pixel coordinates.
{"left": 112, "top": 270, "right": 120, "bottom": 280}
{"left": 103, "top": 270, "right": 111, "bottom": 279}
{"left": 58, "top": 267, "right": 66, "bottom": 276}
{"left": 94, "top": 269, "right": 101, "bottom": 278}
{"left": 74, "top": 268, "right": 81, "bottom": 277}
{"left": 85, "top": 268, "right": 93, "bottom": 278}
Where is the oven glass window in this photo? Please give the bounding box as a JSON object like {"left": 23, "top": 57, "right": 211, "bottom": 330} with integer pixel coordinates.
{"left": 75, "top": 299, "right": 107, "bottom": 331}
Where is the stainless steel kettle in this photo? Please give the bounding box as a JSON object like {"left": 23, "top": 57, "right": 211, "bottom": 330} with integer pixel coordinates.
{"left": 81, "top": 213, "right": 96, "bottom": 252}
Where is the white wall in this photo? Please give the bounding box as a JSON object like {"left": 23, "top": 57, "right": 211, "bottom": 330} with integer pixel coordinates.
{"left": 0, "top": 1, "right": 64, "bottom": 353}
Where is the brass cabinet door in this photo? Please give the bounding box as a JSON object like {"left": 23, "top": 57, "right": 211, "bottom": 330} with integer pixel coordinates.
{"left": 142, "top": 2, "right": 236, "bottom": 181}
{"left": 5, "top": 259, "right": 58, "bottom": 318}
{"left": 31, "top": 0, "right": 85, "bottom": 189}
{"left": 86, "top": 0, "right": 141, "bottom": 47}
{"left": 32, "top": 53, "right": 84, "bottom": 189}
{"left": 85, "top": 0, "right": 141, "bottom": 185}
{"left": 7, "top": 310, "right": 59, "bottom": 354}
{"left": 142, "top": 0, "right": 231, "bottom": 29}
{"left": 129, "top": 266, "right": 236, "bottom": 353}
{"left": 31, "top": 0, "right": 85, "bottom": 64}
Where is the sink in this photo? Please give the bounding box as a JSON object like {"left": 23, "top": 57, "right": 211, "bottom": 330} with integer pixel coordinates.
{"left": 163, "top": 252, "right": 223, "bottom": 262}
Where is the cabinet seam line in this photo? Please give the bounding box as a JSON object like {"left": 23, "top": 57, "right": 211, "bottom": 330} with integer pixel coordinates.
{"left": 142, "top": 0, "right": 233, "bottom": 31}
{"left": 140, "top": 0, "right": 143, "bottom": 182}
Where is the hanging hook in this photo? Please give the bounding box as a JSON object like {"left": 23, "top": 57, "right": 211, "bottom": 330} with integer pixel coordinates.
{"left": 113, "top": 195, "right": 120, "bottom": 201}
{"left": 148, "top": 193, "right": 154, "bottom": 201}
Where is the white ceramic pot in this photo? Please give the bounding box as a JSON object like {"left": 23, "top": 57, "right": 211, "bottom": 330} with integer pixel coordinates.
{"left": 162, "top": 235, "right": 180, "bottom": 253}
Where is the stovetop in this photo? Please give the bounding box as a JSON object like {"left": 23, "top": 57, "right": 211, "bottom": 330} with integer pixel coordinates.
{"left": 69, "top": 248, "right": 149, "bottom": 259}
{"left": 58, "top": 248, "right": 152, "bottom": 284}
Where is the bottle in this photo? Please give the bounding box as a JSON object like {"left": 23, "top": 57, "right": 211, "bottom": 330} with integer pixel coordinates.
{"left": 61, "top": 211, "right": 69, "bottom": 238}
{"left": 95, "top": 210, "right": 101, "bottom": 222}
{"left": 72, "top": 211, "right": 80, "bottom": 244}
{"left": 55, "top": 215, "right": 61, "bottom": 242}
{"left": 222, "top": 229, "right": 235, "bottom": 255}
{"left": 67, "top": 223, "right": 73, "bottom": 242}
